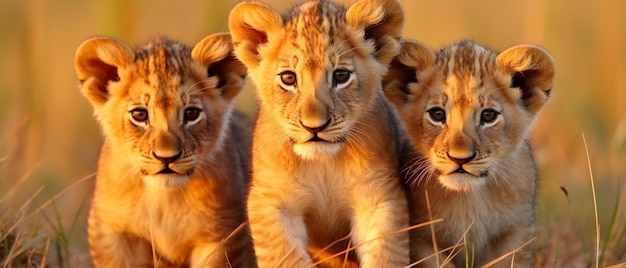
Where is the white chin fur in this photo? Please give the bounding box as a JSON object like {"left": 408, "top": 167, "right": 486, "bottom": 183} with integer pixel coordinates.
{"left": 143, "top": 174, "right": 190, "bottom": 188}
{"left": 293, "top": 142, "right": 343, "bottom": 160}
{"left": 438, "top": 173, "right": 485, "bottom": 192}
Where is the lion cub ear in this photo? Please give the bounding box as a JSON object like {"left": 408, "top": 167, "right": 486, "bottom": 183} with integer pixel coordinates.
{"left": 496, "top": 45, "right": 555, "bottom": 115}
{"left": 229, "top": 1, "right": 283, "bottom": 69}
{"left": 192, "top": 32, "right": 247, "bottom": 101}
{"left": 346, "top": 0, "right": 404, "bottom": 66}
{"left": 75, "top": 36, "right": 134, "bottom": 111}
{"left": 383, "top": 40, "right": 435, "bottom": 109}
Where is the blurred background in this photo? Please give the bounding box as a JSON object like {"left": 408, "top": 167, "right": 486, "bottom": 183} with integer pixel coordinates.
{"left": 0, "top": 0, "right": 624, "bottom": 266}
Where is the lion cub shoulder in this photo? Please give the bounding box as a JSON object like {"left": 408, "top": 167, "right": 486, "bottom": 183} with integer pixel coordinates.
{"left": 75, "top": 34, "right": 254, "bottom": 267}
{"left": 384, "top": 39, "right": 555, "bottom": 267}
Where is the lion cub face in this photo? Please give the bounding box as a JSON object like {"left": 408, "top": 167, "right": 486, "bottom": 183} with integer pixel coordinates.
{"left": 385, "top": 40, "right": 555, "bottom": 191}
{"left": 230, "top": 0, "right": 401, "bottom": 159}
{"left": 76, "top": 34, "right": 246, "bottom": 187}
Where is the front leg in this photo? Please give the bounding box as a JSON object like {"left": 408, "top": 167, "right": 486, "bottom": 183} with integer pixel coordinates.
{"left": 189, "top": 242, "right": 226, "bottom": 268}
{"left": 485, "top": 224, "right": 535, "bottom": 268}
{"left": 247, "top": 184, "right": 313, "bottom": 267}
{"left": 410, "top": 235, "right": 456, "bottom": 268}
{"left": 350, "top": 176, "right": 410, "bottom": 268}
{"left": 190, "top": 227, "right": 255, "bottom": 268}
{"left": 88, "top": 209, "right": 157, "bottom": 267}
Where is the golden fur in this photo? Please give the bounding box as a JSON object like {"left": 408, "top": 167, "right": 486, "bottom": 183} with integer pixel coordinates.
{"left": 384, "top": 40, "right": 555, "bottom": 267}
{"left": 229, "top": 0, "right": 409, "bottom": 267}
{"left": 75, "top": 34, "right": 255, "bottom": 267}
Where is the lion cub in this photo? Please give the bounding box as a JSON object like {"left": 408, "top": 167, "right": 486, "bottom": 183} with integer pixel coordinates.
{"left": 384, "top": 40, "right": 555, "bottom": 267}
{"left": 229, "top": 0, "right": 410, "bottom": 267}
{"left": 75, "top": 34, "right": 255, "bottom": 267}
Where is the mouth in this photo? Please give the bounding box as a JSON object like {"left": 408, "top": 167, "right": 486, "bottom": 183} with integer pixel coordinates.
{"left": 293, "top": 133, "right": 346, "bottom": 144}
{"left": 446, "top": 167, "right": 488, "bottom": 178}
{"left": 453, "top": 168, "right": 468, "bottom": 174}
{"left": 437, "top": 171, "right": 488, "bottom": 192}
{"left": 292, "top": 136, "right": 345, "bottom": 159}
{"left": 142, "top": 166, "right": 192, "bottom": 188}
{"left": 308, "top": 136, "right": 326, "bottom": 142}
{"left": 306, "top": 133, "right": 347, "bottom": 143}
{"left": 450, "top": 167, "right": 489, "bottom": 178}
{"left": 157, "top": 167, "right": 178, "bottom": 174}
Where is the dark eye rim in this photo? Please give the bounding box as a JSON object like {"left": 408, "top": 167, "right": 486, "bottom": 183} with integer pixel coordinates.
{"left": 130, "top": 108, "right": 149, "bottom": 123}
{"left": 333, "top": 69, "right": 352, "bottom": 84}
{"left": 278, "top": 70, "right": 297, "bottom": 86}
{"left": 184, "top": 107, "right": 203, "bottom": 123}
{"left": 481, "top": 109, "right": 500, "bottom": 124}
{"left": 427, "top": 107, "right": 446, "bottom": 123}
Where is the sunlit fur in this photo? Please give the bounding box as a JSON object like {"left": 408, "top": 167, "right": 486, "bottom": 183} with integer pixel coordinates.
{"left": 229, "top": 0, "right": 409, "bottom": 267}
{"left": 75, "top": 34, "right": 255, "bottom": 267}
{"left": 383, "top": 40, "right": 555, "bottom": 267}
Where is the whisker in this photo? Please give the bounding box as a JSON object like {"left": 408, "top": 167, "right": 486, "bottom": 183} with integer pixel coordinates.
{"left": 336, "top": 45, "right": 372, "bottom": 59}
{"left": 186, "top": 78, "right": 219, "bottom": 97}
{"left": 345, "top": 130, "right": 366, "bottom": 149}
{"left": 402, "top": 154, "right": 436, "bottom": 188}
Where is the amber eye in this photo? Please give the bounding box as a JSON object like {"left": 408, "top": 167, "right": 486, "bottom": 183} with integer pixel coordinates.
{"left": 184, "top": 107, "right": 202, "bottom": 123}
{"left": 333, "top": 69, "right": 352, "bottom": 85}
{"left": 427, "top": 107, "right": 446, "bottom": 123}
{"left": 130, "top": 108, "right": 148, "bottom": 123}
{"left": 279, "top": 71, "right": 297, "bottom": 86}
{"left": 481, "top": 109, "right": 500, "bottom": 125}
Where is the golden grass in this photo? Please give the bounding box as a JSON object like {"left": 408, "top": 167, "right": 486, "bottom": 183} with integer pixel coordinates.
{"left": 583, "top": 133, "right": 601, "bottom": 268}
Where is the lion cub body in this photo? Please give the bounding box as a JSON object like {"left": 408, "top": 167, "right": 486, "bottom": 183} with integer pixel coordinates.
{"left": 229, "top": 0, "right": 409, "bottom": 266}
{"left": 75, "top": 34, "right": 254, "bottom": 267}
{"left": 384, "top": 40, "right": 555, "bottom": 267}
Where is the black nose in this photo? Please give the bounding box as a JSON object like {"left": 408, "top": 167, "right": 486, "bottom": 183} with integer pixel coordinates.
{"left": 153, "top": 151, "right": 182, "bottom": 164}
{"left": 300, "top": 118, "right": 331, "bottom": 133}
{"left": 447, "top": 152, "right": 475, "bottom": 165}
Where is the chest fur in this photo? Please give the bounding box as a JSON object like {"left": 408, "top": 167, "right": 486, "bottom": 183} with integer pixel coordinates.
{"left": 410, "top": 159, "right": 536, "bottom": 253}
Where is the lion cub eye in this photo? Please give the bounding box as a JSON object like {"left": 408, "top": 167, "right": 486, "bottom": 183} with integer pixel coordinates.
{"left": 480, "top": 109, "right": 500, "bottom": 125}
{"left": 279, "top": 71, "right": 297, "bottom": 86}
{"left": 130, "top": 108, "right": 149, "bottom": 123}
{"left": 184, "top": 107, "right": 202, "bottom": 124}
{"left": 332, "top": 69, "right": 352, "bottom": 86}
{"left": 427, "top": 107, "right": 446, "bottom": 124}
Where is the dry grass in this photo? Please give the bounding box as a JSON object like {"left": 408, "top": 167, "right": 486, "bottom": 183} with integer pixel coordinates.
{"left": 531, "top": 135, "right": 626, "bottom": 268}
{"left": 0, "top": 160, "right": 94, "bottom": 267}
{"left": 0, "top": 180, "right": 48, "bottom": 268}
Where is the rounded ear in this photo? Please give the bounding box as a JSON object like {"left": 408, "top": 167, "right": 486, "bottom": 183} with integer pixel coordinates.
{"left": 192, "top": 32, "right": 234, "bottom": 66}
{"left": 396, "top": 40, "right": 436, "bottom": 73}
{"left": 75, "top": 36, "right": 134, "bottom": 110}
{"left": 192, "top": 32, "right": 247, "bottom": 101}
{"left": 383, "top": 40, "right": 435, "bottom": 109}
{"left": 228, "top": 1, "right": 283, "bottom": 69}
{"left": 346, "top": 0, "right": 404, "bottom": 65}
{"left": 496, "top": 45, "right": 555, "bottom": 115}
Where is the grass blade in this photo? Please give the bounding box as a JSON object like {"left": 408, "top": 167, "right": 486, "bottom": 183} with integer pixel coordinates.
{"left": 582, "top": 133, "right": 600, "bottom": 268}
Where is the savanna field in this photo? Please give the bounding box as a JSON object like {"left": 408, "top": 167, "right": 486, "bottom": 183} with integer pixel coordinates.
{"left": 0, "top": 0, "right": 625, "bottom": 267}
